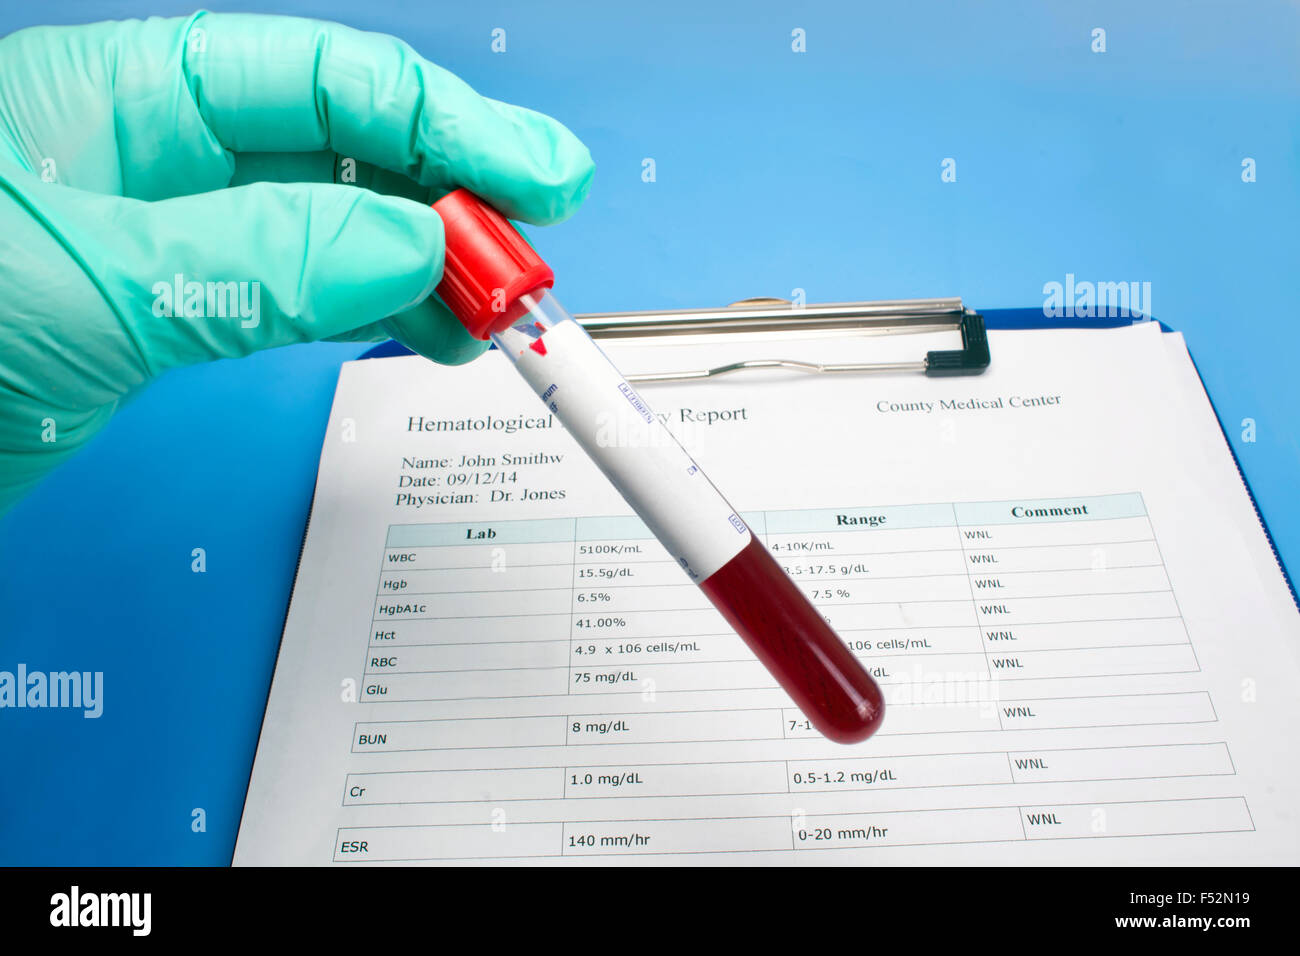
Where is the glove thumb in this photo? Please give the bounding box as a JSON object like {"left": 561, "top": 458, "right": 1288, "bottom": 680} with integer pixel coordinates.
{"left": 48, "top": 181, "right": 448, "bottom": 373}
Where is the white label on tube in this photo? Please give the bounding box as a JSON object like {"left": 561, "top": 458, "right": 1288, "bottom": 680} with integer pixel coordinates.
{"left": 511, "top": 319, "right": 751, "bottom": 581}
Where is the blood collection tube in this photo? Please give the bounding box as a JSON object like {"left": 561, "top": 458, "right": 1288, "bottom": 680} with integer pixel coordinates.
{"left": 430, "top": 189, "right": 884, "bottom": 743}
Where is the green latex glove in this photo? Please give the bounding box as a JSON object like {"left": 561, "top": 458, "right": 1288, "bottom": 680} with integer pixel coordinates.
{"left": 0, "top": 11, "right": 594, "bottom": 510}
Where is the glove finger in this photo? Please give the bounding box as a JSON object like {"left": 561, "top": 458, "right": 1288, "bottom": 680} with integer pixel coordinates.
{"left": 184, "top": 13, "right": 593, "bottom": 224}
{"left": 0, "top": 14, "right": 595, "bottom": 222}
{"left": 0, "top": 14, "right": 595, "bottom": 221}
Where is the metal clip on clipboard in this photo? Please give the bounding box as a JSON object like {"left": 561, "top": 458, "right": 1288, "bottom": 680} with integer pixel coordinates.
{"left": 574, "top": 296, "right": 990, "bottom": 384}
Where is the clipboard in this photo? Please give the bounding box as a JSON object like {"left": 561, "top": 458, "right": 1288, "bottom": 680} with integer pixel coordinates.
{"left": 227, "top": 293, "right": 1300, "bottom": 868}
{"left": 363, "top": 295, "right": 991, "bottom": 379}
{"left": 358, "top": 295, "right": 1296, "bottom": 608}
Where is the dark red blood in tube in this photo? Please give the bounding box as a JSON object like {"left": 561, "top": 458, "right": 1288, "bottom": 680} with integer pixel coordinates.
{"left": 699, "top": 537, "right": 884, "bottom": 743}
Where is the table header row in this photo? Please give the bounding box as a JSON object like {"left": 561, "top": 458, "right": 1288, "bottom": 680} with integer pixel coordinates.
{"left": 385, "top": 493, "right": 1146, "bottom": 548}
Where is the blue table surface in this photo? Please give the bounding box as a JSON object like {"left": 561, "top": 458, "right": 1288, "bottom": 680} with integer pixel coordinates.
{"left": 1, "top": 0, "right": 1296, "bottom": 864}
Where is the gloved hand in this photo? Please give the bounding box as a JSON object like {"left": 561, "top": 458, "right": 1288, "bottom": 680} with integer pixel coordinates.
{"left": 0, "top": 11, "right": 593, "bottom": 510}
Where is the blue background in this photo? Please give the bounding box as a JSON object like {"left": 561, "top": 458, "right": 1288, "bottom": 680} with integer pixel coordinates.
{"left": 0, "top": 0, "right": 1296, "bottom": 864}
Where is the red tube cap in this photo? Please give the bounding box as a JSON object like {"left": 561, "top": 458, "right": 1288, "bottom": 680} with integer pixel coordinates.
{"left": 431, "top": 189, "right": 555, "bottom": 339}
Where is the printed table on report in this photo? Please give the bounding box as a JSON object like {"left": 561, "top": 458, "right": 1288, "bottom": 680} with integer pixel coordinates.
{"left": 336, "top": 492, "right": 1247, "bottom": 862}
{"left": 365, "top": 492, "right": 1196, "bottom": 702}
